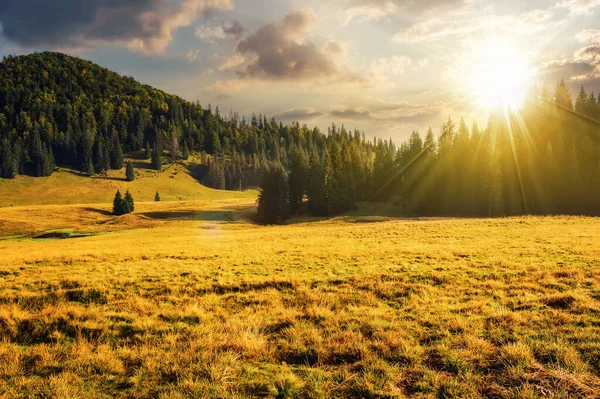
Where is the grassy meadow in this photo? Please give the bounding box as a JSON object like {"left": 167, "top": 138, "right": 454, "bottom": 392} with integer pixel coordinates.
{"left": 1, "top": 164, "right": 600, "bottom": 398}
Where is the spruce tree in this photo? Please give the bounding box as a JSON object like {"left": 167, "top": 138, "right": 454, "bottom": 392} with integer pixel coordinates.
{"left": 182, "top": 140, "right": 189, "bottom": 160}
{"left": 151, "top": 143, "right": 162, "bottom": 170}
{"left": 257, "top": 163, "right": 290, "bottom": 224}
{"left": 145, "top": 141, "right": 152, "bottom": 159}
{"left": 124, "top": 189, "right": 134, "bottom": 213}
{"left": 113, "top": 190, "right": 124, "bottom": 215}
{"left": 111, "top": 134, "right": 124, "bottom": 169}
{"left": 307, "top": 151, "right": 328, "bottom": 216}
{"left": 85, "top": 157, "right": 95, "bottom": 176}
{"left": 170, "top": 131, "right": 180, "bottom": 162}
{"left": 288, "top": 146, "right": 308, "bottom": 214}
{"left": 43, "top": 145, "right": 55, "bottom": 177}
{"left": 125, "top": 161, "right": 135, "bottom": 181}
{"left": 0, "top": 138, "right": 16, "bottom": 178}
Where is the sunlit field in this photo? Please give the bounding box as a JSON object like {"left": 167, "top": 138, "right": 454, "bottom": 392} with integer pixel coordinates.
{"left": 1, "top": 193, "right": 599, "bottom": 398}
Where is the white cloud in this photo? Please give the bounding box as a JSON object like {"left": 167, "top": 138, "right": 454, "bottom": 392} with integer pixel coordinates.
{"left": 394, "top": 9, "right": 557, "bottom": 43}
{"left": 371, "top": 56, "right": 412, "bottom": 77}
{"left": 218, "top": 54, "right": 246, "bottom": 71}
{"left": 557, "top": 0, "right": 600, "bottom": 15}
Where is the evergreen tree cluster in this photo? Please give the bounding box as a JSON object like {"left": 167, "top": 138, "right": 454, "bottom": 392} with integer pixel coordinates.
{"left": 113, "top": 189, "right": 134, "bottom": 215}
{"left": 256, "top": 81, "right": 600, "bottom": 223}
{"left": 385, "top": 82, "right": 600, "bottom": 216}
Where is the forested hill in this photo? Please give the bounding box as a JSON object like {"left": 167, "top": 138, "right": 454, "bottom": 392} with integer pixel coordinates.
{"left": 2, "top": 52, "right": 600, "bottom": 218}
{"left": 0, "top": 51, "right": 396, "bottom": 216}
{"left": 0, "top": 51, "right": 278, "bottom": 177}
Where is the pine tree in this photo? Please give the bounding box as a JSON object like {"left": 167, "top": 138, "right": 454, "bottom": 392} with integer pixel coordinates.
{"left": 113, "top": 190, "right": 124, "bottom": 215}
{"left": 575, "top": 86, "right": 588, "bottom": 115}
{"left": 111, "top": 133, "right": 124, "bottom": 169}
{"left": 0, "top": 138, "right": 16, "bottom": 178}
{"left": 257, "top": 163, "right": 290, "bottom": 224}
{"left": 151, "top": 143, "right": 162, "bottom": 170}
{"left": 126, "top": 161, "right": 135, "bottom": 181}
{"left": 145, "top": 141, "right": 152, "bottom": 159}
{"left": 307, "top": 151, "right": 328, "bottom": 216}
{"left": 43, "top": 145, "right": 55, "bottom": 177}
{"left": 85, "top": 157, "right": 95, "bottom": 176}
{"left": 182, "top": 140, "right": 189, "bottom": 160}
{"left": 170, "top": 130, "right": 180, "bottom": 162}
{"left": 124, "top": 189, "right": 134, "bottom": 213}
{"left": 155, "top": 191, "right": 161, "bottom": 202}
{"left": 555, "top": 80, "right": 573, "bottom": 110}
{"left": 288, "top": 146, "right": 308, "bottom": 214}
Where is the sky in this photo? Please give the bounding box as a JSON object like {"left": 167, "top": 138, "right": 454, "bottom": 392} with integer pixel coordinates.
{"left": 1, "top": 0, "right": 600, "bottom": 141}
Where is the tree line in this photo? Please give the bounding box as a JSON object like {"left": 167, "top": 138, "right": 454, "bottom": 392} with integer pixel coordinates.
{"left": 1, "top": 52, "right": 599, "bottom": 220}
{"left": 257, "top": 81, "right": 600, "bottom": 223}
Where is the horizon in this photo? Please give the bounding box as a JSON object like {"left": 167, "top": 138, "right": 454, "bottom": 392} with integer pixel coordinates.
{"left": 1, "top": 0, "right": 599, "bottom": 141}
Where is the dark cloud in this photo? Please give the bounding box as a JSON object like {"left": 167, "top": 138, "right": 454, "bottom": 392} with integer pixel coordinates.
{"left": 234, "top": 9, "right": 366, "bottom": 83}
{"left": 538, "top": 31, "right": 600, "bottom": 93}
{"left": 222, "top": 21, "right": 244, "bottom": 39}
{"left": 539, "top": 60, "right": 600, "bottom": 93}
{"left": 274, "top": 108, "right": 325, "bottom": 121}
{"left": 329, "top": 109, "right": 373, "bottom": 120}
{"left": 0, "top": 0, "right": 233, "bottom": 54}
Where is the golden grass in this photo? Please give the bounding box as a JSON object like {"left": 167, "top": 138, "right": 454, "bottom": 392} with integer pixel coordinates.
{"left": 1, "top": 198, "right": 599, "bottom": 398}
{"left": 0, "top": 157, "right": 256, "bottom": 207}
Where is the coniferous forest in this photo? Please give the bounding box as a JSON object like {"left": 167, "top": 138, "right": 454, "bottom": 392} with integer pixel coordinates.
{"left": 1, "top": 52, "right": 600, "bottom": 220}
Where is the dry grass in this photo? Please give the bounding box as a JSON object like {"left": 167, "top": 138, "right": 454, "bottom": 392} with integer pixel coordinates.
{"left": 1, "top": 197, "right": 599, "bottom": 398}
{"left": 0, "top": 156, "right": 256, "bottom": 207}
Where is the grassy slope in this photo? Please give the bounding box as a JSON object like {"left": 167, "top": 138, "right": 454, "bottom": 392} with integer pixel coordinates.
{"left": 1, "top": 197, "right": 600, "bottom": 397}
{"left": 0, "top": 156, "right": 256, "bottom": 207}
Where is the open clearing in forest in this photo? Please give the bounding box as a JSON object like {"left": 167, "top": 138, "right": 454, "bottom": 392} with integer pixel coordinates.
{"left": 1, "top": 195, "right": 600, "bottom": 398}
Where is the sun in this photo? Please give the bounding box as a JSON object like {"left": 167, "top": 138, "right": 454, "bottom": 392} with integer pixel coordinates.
{"left": 467, "top": 37, "right": 534, "bottom": 110}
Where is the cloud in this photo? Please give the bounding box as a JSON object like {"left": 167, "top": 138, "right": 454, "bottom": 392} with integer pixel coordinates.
{"left": 233, "top": 9, "right": 368, "bottom": 84}
{"left": 274, "top": 108, "right": 325, "bottom": 122}
{"left": 218, "top": 54, "right": 246, "bottom": 71}
{"left": 557, "top": 0, "right": 600, "bottom": 15}
{"left": 0, "top": 0, "right": 234, "bottom": 54}
{"left": 341, "top": 0, "right": 468, "bottom": 22}
{"left": 576, "top": 29, "right": 600, "bottom": 43}
{"left": 195, "top": 20, "right": 245, "bottom": 42}
{"left": 539, "top": 28, "right": 600, "bottom": 87}
{"left": 329, "top": 108, "right": 373, "bottom": 120}
{"left": 204, "top": 79, "right": 247, "bottom": 98}
{"left": 394, "top": 9, "right": 557, "bottom": 43}
{"left": 371, "top": 56, "right": 412, "bottom": 77}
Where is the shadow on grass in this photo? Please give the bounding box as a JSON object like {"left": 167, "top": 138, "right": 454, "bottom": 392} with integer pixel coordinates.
{"left": 184, "top": 164, "right": 208, "bottom": 184}
{"left": 92, "top": 176, "right": 126, "bottom": 182}
{"left": 140, "top": 210, "right": 239, "bottom": 222}
{"left": 131, "top": 161, "right": 154, "bottom": 170}
{"left": 83, "top": 207, "right": 113, "bottom": 216}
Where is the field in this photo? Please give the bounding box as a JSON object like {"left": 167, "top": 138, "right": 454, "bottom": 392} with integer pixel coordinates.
{"left": 1, "top": 166, "right": 600, "bottom": 398}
